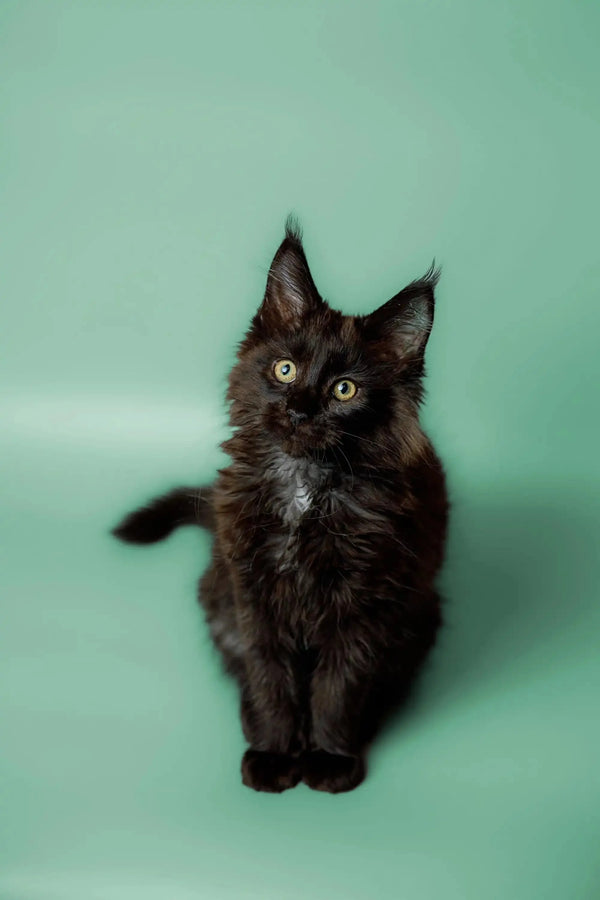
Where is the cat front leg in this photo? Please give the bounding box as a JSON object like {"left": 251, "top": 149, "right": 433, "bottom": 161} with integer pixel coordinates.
{"left": 304, "top": 650, "right": 370, "bottom": 793}
{"left": 239, "top": 641, "right": 303, "bottom": 793}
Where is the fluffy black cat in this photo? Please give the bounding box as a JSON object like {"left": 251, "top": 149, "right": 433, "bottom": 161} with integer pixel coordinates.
{"left": 113, "top": 220, "right": 448, "bottom": 793}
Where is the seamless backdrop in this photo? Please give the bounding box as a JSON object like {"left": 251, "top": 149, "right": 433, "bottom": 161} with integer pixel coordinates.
{"left": 1, "top": 2, "right": 600, "bottom": 899}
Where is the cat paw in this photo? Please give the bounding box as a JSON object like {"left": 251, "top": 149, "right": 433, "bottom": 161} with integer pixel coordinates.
{"left": 241, "top": 750, "right": 302, "bottom": 793}
{"left": 302, "top": 751, "right": 366, "bottom": 793}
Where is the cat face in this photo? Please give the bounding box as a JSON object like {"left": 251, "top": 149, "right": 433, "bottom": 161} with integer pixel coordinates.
{"left": 227, "top": 220, "right": 438, "bottom": 460}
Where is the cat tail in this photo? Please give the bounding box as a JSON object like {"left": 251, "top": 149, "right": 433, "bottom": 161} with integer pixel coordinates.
{"left": 112, "top": 486, "right": 215, "bottom": 545}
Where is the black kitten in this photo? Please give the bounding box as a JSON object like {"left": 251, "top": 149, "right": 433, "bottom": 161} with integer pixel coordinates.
{"left": 114, "top": 219, "right": 448, "bottom": 793}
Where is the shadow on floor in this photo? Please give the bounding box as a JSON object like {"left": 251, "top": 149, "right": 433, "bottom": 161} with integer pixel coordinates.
{"left": 376, "top": 480, "right": 600, "bottom": 740}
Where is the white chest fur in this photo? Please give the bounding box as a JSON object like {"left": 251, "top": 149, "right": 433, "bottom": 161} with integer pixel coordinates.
{"left": 267, "top": 452, "right": 326, "bottom": 527}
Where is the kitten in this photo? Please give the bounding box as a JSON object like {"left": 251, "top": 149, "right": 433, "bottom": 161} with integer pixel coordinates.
{"left": 113, "top": 219, "right": 448, "bottom": 793}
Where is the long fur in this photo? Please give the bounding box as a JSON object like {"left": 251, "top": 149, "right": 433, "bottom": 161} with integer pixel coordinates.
{"left": 113, "top": 223, "right": 448, "bottom": 794}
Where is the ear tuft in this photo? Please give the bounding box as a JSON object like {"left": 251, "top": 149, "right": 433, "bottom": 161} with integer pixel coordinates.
{"left": 258, "top": 217, "right": 323, "bottom": 328}
{"left": 412, "top": 260, "right": 441, "bottom": 292}
{"left": 284, "top": 213, "right": 303, "bottom": 245}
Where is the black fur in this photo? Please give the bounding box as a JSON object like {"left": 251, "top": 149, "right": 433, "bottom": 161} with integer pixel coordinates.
{"left": 114, "top": 222, "right": 448, "bottom": 793}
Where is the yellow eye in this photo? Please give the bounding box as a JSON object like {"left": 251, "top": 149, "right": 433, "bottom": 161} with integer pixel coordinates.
{"left": 333, "top": 379, "right": 357, "bottom": 401}
{"left": 273, "top": 359, "right": 297, "bottom": 383}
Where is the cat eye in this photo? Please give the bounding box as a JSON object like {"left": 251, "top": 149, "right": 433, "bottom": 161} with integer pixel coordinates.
{"left": 333, "top": 379, "right": 357, "bottom": 401}
{"left": 273, "top": 359, "right": 297, "bottom": 383}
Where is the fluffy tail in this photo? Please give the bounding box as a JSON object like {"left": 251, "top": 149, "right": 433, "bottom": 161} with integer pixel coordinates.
{"left": 112, "top": 486, "right": 214, "bottom": 545}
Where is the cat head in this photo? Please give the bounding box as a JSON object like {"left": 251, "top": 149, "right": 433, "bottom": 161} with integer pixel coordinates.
{"left": 227, "top": 219, "right": 439, "bottom": 462}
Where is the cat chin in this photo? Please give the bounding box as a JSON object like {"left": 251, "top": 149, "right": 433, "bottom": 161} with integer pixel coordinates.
{"left": 279, "top": 438, "right": 313, "bottom": 459}
{"left": 268, "top": 424, "right": 319, "bottom": 459}
{"left": 278, "top": 436, "right": 327, "bottom": 459}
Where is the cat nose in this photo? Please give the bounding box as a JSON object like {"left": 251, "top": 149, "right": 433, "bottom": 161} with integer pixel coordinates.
{"left": 287, "top": 409, "right": 308, "bottom": 426}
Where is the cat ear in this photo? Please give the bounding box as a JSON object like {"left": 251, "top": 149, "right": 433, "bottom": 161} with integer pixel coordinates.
{"left": 258, "top": 218, "right": 324, "bottom": 329}
{"left": 364, "top": 263, "right": 440, "bottom": 360}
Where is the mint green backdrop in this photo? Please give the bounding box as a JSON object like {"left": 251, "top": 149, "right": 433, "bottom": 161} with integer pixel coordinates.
{"left": 2, "top": 2, "right": 599, "bottom": 898}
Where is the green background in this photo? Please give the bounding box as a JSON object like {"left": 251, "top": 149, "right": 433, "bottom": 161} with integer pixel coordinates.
{"left": 2, "top": 1, "right": 599, "bottom": 897}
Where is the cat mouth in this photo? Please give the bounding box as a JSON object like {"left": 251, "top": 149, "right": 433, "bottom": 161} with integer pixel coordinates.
{"left": 281, "top": 429, "right": 333, "bottom": 458}
{"left": 267, "top": 414, "right": 331, "bottom": 457}
{"left": 281, "top": 434, "right": 315, "bottom": 457}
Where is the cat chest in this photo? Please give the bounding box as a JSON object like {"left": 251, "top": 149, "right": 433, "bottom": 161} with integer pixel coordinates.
{"left": 267, "top": 498, "right": 316, "bottom": 575}
{"left": 260, "top": 516, "right": 355, "bottom": 642}
{"left": 266, "top": 457, "right": 347, "bottom": 564}
{"left": 271, "top": 460, "right": 316, "bottom": 527}
{"left": 245, "top": 453, "right": 351, "bottom": 580}
{"left": 266, "top": 497, "right": 341, "bottom": 580}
